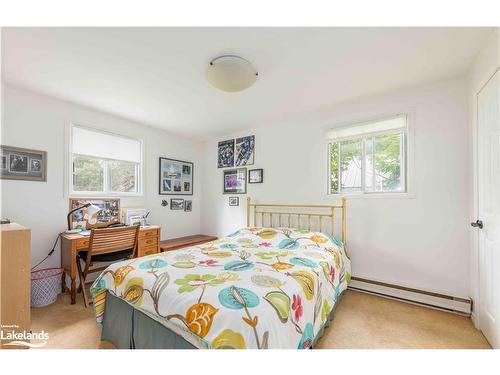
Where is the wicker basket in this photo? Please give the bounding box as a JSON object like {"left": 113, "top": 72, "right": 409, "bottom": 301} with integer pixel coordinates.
{"left": 31, "top": 267, "right": 63, "bottom": 307}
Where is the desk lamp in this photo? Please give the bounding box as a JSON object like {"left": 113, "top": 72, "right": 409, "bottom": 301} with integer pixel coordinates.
{"left": 66, "top": 203, "right": 101, "bottom": 233}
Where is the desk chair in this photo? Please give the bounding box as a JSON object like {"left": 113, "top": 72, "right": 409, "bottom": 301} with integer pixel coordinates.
{"left": 76, "top": 225, "right": 140, "bottom": 307}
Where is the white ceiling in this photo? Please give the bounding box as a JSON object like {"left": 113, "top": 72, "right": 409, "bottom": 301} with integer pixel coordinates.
{"left": 1, "top": 27, "right": 493, "bottom": 139}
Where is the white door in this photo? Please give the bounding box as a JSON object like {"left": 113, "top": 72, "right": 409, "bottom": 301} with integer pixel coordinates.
{"left": 476, "top": 68, "right": 500, "bottom": 348}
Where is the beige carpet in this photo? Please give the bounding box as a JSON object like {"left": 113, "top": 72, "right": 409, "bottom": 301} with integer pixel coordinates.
{"left": 30, "top": 290, "right": 490, "bottom": 349}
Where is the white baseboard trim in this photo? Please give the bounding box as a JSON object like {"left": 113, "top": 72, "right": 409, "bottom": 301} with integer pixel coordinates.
{"left": 471, "top": 312, "right": 480, "bottom": 328}
{"left": 349, "top": 277, "right": 472, "bottom": 315}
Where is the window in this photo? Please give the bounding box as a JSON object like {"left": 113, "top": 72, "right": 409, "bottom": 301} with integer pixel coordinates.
{"left": 328, "top": 115, "right": 407, "bottom": 195}
{"left": 70, "top": 125, "right": 142, "bottom": 195}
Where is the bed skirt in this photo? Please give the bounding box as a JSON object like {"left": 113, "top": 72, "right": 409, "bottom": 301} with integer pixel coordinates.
{"left": 101, "top": 290, "right": 344, "bottom": 349}
{"left": 101, "top": 292, "right": 197, "bottom": 349}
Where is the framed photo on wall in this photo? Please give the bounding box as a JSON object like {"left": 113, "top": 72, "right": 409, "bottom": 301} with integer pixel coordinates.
{"left": 218, "top": 139, "right": 235, "bottom": 168}
{"left": 248, "top": 168, "right": 263, "bottom": 183}
{"left": 229, "top": 197, "right": 239, "bottom": 206}
{"left": 159, "top": 157, "right": 193, "bottom": 195}
{"left": 223, "top": 168, "right": 247, "bottom": 194}
{"left": 235, "top": 135, "right": 255, "bottom": 166}
{"left": 0, "top": 145, "right": 47, "bottom": 182}
{"left": 170, "top": 198, "right": 184, "bottom": 210}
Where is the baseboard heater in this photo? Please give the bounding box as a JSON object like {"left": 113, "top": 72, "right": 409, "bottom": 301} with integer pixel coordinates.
{"left": 348, "top": 276, "right": 472, "bottom": 316}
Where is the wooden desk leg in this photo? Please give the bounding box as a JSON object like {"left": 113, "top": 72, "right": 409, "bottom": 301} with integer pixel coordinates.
{"left": 60, "top": 235, "right": 78, "bottom": 305}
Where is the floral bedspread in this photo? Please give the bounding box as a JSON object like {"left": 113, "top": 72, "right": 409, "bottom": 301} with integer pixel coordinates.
{"left": 91, "top": 227, "right": 351, "bottom": 349}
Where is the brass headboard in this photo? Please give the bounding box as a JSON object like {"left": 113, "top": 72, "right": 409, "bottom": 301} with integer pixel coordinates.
{"left": 246, "top": 197, "right": 347, "bottom": 246}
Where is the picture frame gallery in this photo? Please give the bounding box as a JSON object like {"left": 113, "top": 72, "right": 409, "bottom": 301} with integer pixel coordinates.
{"left": 159, "top": 157, "right": 193, "bottom": 195}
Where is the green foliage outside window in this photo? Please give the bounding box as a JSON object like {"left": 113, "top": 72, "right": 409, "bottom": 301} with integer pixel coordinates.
{"left": 110, "top": 160, "right": 137, "bottom": 192}
{"left": 73, "top": 157, "right": 104, "bottom": 192}
{"left": 329, "top": 131, "right": 403, "bottom": 193}
{"left": 373, "top": 133, "right": 401, "bottom": 191}
{"left": 330, "top": 142, "right": 339, "bottom": 193}
{"left": 73, "top": 157, "right": 138, "bottom": 193}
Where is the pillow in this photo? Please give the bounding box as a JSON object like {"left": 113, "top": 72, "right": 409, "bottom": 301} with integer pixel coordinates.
{"left": 228, "top": 227, "right": 343, "bottom": 251}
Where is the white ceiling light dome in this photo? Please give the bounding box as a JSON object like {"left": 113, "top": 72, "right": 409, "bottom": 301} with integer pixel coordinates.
{"left": 206, "top": 55, "right": 258, "bottom": 92}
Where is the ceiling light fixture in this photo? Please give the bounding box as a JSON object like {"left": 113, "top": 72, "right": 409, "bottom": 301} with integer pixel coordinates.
{"left": 206, "top": 55, "right": 258, "bottom": 92}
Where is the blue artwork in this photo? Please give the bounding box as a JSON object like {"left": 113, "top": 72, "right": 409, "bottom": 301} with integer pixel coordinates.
{"left": 218, "top": 139, "right": 234, "bottom": 168}
{"left": 235, "top": 135, "right": 254, "bottom": 166}
{"left": 159, "top": 157, "right": 193, "bottom": 195}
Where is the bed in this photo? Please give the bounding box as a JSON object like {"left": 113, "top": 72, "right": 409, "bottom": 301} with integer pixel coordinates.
{"left": 90, "top": 198, "right": 351, "bottom": 349}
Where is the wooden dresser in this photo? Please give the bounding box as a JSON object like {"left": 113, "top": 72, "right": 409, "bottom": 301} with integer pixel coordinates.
{"left": 60, "top": 225, "right": 160, "bottom": 304}
{"left": 0, "top": 223, "right": 31, "bottom": 349}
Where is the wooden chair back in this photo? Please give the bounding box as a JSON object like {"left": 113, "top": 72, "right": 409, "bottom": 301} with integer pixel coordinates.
{"left": 88, "top": 225, "right": 140, "bottom": 257}
{"left": 77, "top": 225, "right": 140, "bottom": 308}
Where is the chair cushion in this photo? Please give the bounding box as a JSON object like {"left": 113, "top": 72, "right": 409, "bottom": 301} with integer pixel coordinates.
{"left": 78, "top": 248, "right": 134, "bottom": 263}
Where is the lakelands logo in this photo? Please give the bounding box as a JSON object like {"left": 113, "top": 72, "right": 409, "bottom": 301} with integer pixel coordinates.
{"left": 1, "top": 324, "right": 49, "bottom": 348}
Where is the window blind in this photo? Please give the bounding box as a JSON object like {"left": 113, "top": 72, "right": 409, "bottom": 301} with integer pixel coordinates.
{"left": 327, "top": 115, "right": 407, "bottom": 140}
{"left": 72, "top": 126, "right": 141, "bottom": 163}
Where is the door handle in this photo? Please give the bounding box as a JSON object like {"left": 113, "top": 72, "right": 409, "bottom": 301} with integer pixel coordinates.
{"left": 471, "top": 220, "right": 483, "bottom": 229}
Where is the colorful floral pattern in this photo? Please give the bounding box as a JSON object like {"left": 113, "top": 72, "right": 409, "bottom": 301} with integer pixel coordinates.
{"left": 91, "top": 227, "right": 351, "bottom": 349}
{"left": 292, "top": 294, "right": 303, "bottom": 322}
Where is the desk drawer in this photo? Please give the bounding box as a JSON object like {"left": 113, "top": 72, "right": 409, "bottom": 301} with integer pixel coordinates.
{"left": 138, "top": 244, "right": 159, "bottom": 257}
{"left": 75, "top": 238, "right": 89, "bottom": 249}
{"left": 139, "top": 228, "right": 158, "bottom": 239}
{"left": 139, "top": 237, "right": 158, "bottom": 247}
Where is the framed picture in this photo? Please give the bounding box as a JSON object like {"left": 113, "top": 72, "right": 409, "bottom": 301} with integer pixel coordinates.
{"left": 184, "top": 200, "right": 192, "bottom": 212}
{"left": 229, "top": 197, "right": 239, "bottom": 206}
{"left": 218, "top": 139, "right": 234, "bottom": 168}
{"left": 170, "top": 198, "right": 184, "bottom": 210}
{"left": 223, "top": 168, "right": 247, "bottom": 194}
{"left": 248, "top": 168, "right": 263, "bottom": 183}
{"left": 69, "top": 198, "right": 120, "bottom": 230}
{"left": 159, "top": 157, "right": 193, "bottom": 195}
{"left": 235, "top": 135, "right": 255, "bottom": 166}
{"left": 0, "top": 145, "right": 47, "bottom": 182}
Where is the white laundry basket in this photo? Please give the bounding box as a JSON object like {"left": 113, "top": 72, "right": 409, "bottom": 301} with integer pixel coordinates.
{"left": 31, "top": 267, "right": 63, "bottom": 307}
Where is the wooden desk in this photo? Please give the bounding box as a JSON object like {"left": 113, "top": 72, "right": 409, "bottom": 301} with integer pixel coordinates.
{"left": 60, "top": 225, "right": 160, "bottom": 304}
{"left": 160, "top": 234, "right": 217, "bottom": 252}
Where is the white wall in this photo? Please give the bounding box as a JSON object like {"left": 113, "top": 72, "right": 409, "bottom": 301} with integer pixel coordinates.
{"left": 468, "top": 29, "right": 499, "bottom": 325}
{"left": 0, "top": 63, "right": 481, "bottom": 301}
{"left": 201, "top": 76, "right": 471, "bottom": 298}
{"left": 1, "top": 84, "right": 203, "bottom": 268}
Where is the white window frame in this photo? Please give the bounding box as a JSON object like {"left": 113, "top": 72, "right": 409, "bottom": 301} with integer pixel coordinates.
{"left": 67, "top": 123, "right": 143, "bottom": 197}
{"left": 326, "top": 113, "right": 415, "bottom": 198}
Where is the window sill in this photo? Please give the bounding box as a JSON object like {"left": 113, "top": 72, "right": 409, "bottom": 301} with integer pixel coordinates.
{"left": 328, "top": 191, "right": 415, "bottom": 199}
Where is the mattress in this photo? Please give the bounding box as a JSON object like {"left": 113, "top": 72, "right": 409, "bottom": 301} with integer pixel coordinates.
{"left": 91, "top": 227, "right": 351, "bottom": 349}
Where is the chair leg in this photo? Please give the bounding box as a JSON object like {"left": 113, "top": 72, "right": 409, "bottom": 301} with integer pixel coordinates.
{"left": 76, "top": 257, "right": 89, "bottom": 308}
{"left": 77, "top": 261, "right": 91, "bottom": 293}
